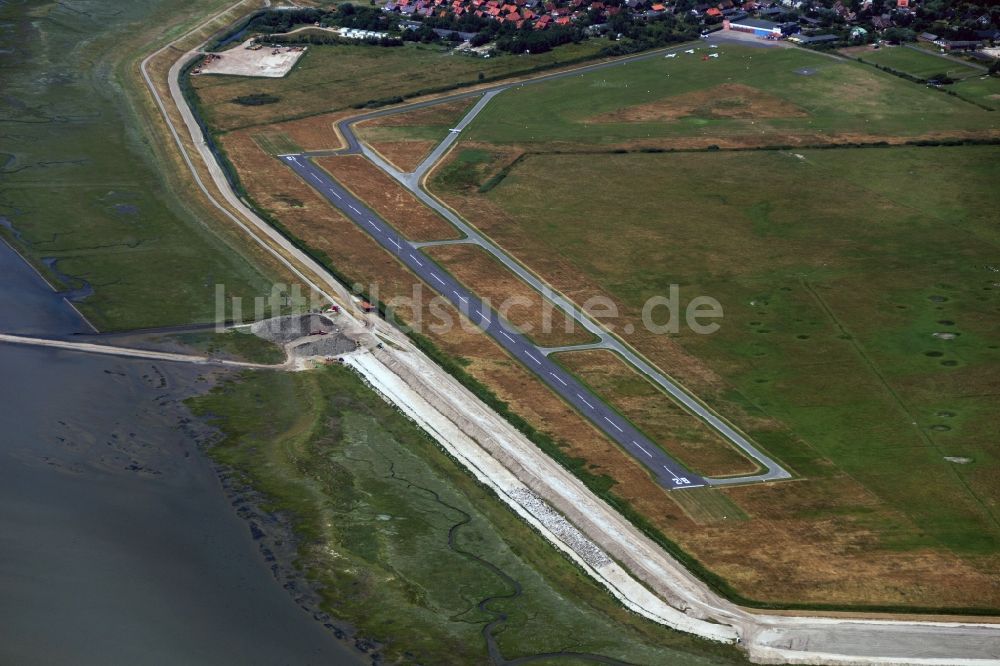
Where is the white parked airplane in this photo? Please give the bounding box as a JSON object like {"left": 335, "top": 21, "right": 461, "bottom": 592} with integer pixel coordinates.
{"left": 684, "top": 49, "right": 695, "bottom": 54}
{"left": 665, "top": 53, "right": 677, "bottom": 58}
{"left": 448, "top": 128, "right": 461, "bottom": 133}
{"left": 709, "top": 53, "right": 720, "bottom": 58}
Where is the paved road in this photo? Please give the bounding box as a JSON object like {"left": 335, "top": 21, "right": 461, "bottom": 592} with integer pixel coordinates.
{"left": 0, "top": 333, "right": 281, "bottom": 369}
{"left": 282, "top": 154, "right": 706, "bottom": 490}
{"left": 294, "top": 39, "right": 791, "bottom": 485}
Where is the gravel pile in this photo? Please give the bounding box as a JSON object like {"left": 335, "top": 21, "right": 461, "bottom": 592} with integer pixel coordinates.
{"left": 288, "top": 335, "right": 357, "bottom": 358}
{"left": 250, "top": 314, "right": 334, "bottom": 344}
{"left": 510, "top": 488, "right": 611, "bottom": 569}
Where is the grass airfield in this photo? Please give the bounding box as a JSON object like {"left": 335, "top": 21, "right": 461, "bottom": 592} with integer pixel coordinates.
{"left": 426, "top": 41, "right": 1000, "bottom": 610}
{"left": 462, "top": 43, "right": 998, "bottom": 146}
{"left": 204, "top": 29, "right": 1000, "bottom": 611}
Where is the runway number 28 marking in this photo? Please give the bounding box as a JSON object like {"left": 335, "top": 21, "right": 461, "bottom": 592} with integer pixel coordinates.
{"left": 673, "top": 477, "right": 691, "bottom": 485}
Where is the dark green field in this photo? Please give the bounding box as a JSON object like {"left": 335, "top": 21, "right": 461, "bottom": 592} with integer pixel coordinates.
{"left": 0, "top": 0, "right": 280, "bottom": 331}
{"left": 952, "top": 74, "right": 1000, "bottom": 110}
{"left": 190, "top": 367, "right": 747, "bottom": 665}
{"left": 854, "top": 45, "right": 983, "bottom": 81}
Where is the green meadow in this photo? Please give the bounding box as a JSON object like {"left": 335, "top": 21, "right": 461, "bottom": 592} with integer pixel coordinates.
{"left": 462, "top": 44, "right": 998, "bottom": 144}
{"left": 473, "top": 144, "right": 1000, "bottom": 558}
{"left": 190, "top": 366, "right": 747, "bottom": 665}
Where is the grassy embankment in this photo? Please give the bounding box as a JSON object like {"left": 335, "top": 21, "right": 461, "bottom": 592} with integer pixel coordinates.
{"left": 189, "top": 366, "right": 747, "bottom": 665}
{"left": 0, "top": 0, "right": 286, "bottom": 332}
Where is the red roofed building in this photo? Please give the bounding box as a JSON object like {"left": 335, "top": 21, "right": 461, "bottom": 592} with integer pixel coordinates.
{"left": 555, "top": 15, "right": 571, "bottom": 24}
{"left": 706, "top": 7, "right": 722, "bottom": 16}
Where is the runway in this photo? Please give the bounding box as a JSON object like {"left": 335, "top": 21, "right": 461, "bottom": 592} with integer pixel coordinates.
{"left": 281, "top": 154, "right": 706, "bottom": 490}
{"left": 306, "top": 37, "right": 792, "bottom": 487}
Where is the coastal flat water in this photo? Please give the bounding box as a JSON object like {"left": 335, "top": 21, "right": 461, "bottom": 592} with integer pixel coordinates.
{"left": 0, "top": 238, "right": 92, "bottom": 336}
{"left": 0, "top": 237, "right": 360, "bottom": 664}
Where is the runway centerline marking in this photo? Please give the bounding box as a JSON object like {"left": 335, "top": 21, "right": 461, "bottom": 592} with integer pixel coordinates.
{"left": 409, "top": 253, "right": 423, "bottom": 266}
{"left": 430, "top": 273, "right": 445, "bottom": 285}
{"left": 604, "top": 417, "right": 624, "bottom": 433}
{"left": 633, "top": 441, "right": 653, "bottom": 457}
{"left": 500, "top": 330, "right": 515, "bottom": 343}
{"left": 577, "top": 393, "right": 595, "bottom": 409}
{"left": 524, "top": 350, "right": 542, "bottom": 365}
{"left": 549, "top": 372, "right": 568, "bottom": 387}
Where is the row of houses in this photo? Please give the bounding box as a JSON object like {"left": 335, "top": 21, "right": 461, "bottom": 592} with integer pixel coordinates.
{"left": 383, "top": 0, "right": 778, "bottom": 31}
{"left": 382, "top": 0, "right": 1000, "bottom": 51}
{"left": 919, "top": 31, "right": 1000, "bottom": 52}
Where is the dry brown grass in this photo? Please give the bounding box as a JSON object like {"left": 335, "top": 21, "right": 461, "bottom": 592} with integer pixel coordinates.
{"left": 222, "top": 127, "right": 1000, "bottom": 611}
{"left": 700, "top": 479, "right": 1000, "bottom": 608}
{"left": 360, "top": 98, "right": 474, "bottom": 129}
{"left": 312, "top": 155, "right": 462, "bottom": 242}
{"left": 554, "top": 349, "right": 758, "bottom": 477}
{"left": 588, "top": 83, "right": 808, "bottom": 124}
{"left": 354, "top": 99, "right": 477, "bottom": 171}
{"left": 368, "top": 140, "right": 438, "bottom": 172}
{"left": 258, "top": 111, "right": 353, "bottom": 152}
{"left": 425, "top": 243, "right": 597, "bottom": 348}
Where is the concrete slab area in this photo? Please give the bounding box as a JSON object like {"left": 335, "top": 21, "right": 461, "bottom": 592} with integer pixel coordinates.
{"left": 197, "top": 39, "right": 304, "bottom": 78}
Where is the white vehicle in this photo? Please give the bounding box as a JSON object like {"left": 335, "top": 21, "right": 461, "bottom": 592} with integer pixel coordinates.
{"left": 684, "top": 49, "right": 695, "bottom": 54}
{"left": 709, "top": 44, "right": 718, "bottom": 48}
{"left": 709, "top": 53, "right": 720, "bottom": 58}
{"left": 665, "top": 52, "right": 677, "bottom": 58}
